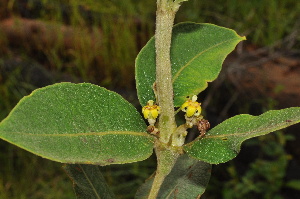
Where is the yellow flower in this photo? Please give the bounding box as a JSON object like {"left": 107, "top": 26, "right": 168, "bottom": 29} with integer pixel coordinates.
{"left": 142, "top": 100, "right": 160, "bottom": 119}
{"left": 181, "top": 95, "right": 201, "bottom": 117}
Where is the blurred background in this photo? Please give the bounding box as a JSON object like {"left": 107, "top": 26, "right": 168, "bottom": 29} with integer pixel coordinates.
{"left": 0, "top": 0, "right": 300, "bottom": 198}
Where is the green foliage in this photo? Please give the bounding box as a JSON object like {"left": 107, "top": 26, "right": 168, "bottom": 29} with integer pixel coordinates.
{"left": 135, "top": 154, "right": 211, "bottom": 199}
{"left": 1, "top": 0, "right": 155, "bottom": 88}
{"left": 177, "top": 0, "right": 300, "bottom": 46}
{"left": 0, "top": 144, "right": 74, "bottom": 199}
{"left": 213, "top": 132, "right": 293, "bottom": 199}
{"left": 136, "top": 22, "right": 245, "bottom": 106}
{"left": 184, "top": 107, "right": 300, "bottom": 164}
{"left": 1, "top": 0, "right": 300, "bottom": 198}
{"left": 64, "top": 164, "right": 115, "bottom": 199}
{"left": 0, "top": 83, "right": 154, "bottom": 164}
{"left": 102, "top": 157, "right": 157, "bottom": 199}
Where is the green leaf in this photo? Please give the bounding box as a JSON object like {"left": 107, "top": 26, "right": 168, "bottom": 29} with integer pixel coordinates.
{"left": 184, "top": 107, "right": 300, "bottom": 164}
{"left": 0, "top": 83, "right": 155, "bottom": 165}
{"left": 136, "top": 22, "right": 245, "bottom": 106}
{"left": 286, "top": 180, "right": 300, "bottom": 191}
{"left": 135, "top": 154, "right": 211, "bottom": 199}
{"left": 64, "top": 164, "right": 115, "bottom": 199}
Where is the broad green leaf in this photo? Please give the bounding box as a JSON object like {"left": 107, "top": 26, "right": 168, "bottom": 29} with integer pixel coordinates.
{"left": 64, "top": 164, "right": 115, "bottom": 199}
{"left": 184, "top": 107, "right": 300, "bottom": 164}
{"left": 135, "top": 154, "right": 211, "bottom": 199}
{"left": 136, "top": 22, "right": 245, "bottom": 106}
{"left": 0, "top": 83, "right": 155, "bottom": 165}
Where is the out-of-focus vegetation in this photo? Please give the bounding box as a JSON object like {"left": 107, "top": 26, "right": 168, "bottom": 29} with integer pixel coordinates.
{"left": 177, "top": 0, "right": 300, "bottom": 46}
{"left": 0, "top": 0, "right": 300, "bottom": 198}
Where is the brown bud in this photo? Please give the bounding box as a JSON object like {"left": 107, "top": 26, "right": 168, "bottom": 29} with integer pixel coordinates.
{"left": 147, "top": 125, "right": 155, "bottom": 133}
{"left": 147, "top": 125, "right": 159, "bottom": 136}
{"left": 197, "top": 119, "right": 210, "bottom": 137}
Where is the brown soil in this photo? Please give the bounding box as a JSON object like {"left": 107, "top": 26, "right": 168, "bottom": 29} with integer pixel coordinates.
{"left": 227, "top": 47, "right": 300, "bottom": 108}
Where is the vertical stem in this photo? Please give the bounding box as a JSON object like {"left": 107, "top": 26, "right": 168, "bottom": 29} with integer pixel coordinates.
{"left": 148, "top": 142, "right": 179, "bottom": 199}
{"left": 147, "top": 1, "right": 183, "bottom": 199}
{"left": 155, "top": 0, "right": 179, "bottom": 143}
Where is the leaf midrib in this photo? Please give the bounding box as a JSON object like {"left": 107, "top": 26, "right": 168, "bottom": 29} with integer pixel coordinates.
{"left": 2, "top": 131, "right": 152, "bottom": 137}
{"left": 165, "top": 162, "right": 198, "bottom": 198}
{"left": 80, "top": 164, "right": 102, "bottom": 199}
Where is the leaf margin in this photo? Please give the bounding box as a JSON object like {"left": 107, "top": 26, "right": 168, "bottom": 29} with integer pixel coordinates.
{"left": 0, "top": 82, "right": 155, "bottom": 165}
{"left": 184, "top": 107, "right": 300, "bottom": 164}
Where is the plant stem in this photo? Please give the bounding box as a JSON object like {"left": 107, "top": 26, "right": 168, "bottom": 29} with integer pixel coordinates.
{"left": 147, "top": 1, "right": 183, "bottom": 198}
{"left": 148, "top": 142, "right": 179, "bottom": 199}
{"left": 155, "top": 0, "right": 179, "bottom": 144}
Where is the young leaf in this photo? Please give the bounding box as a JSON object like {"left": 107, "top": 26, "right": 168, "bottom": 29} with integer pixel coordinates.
{"left": 0, "top": 83, "right": 155, "bottom": 165}
{"left": 136, "top": 22, "right": 245, "bottom": 106}
{"left": 64, "top": 164, "right": 115, "bottom": 199}
{"left": 135, "top": 154, "right": 211, "bottom": 199}
{"left": 184, "top": 107, "right": 300, "bottom": 164}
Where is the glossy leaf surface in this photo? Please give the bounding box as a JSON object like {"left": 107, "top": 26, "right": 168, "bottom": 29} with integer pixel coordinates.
{"left": 184, "top": 107, "right": 300, "bottom": 164}
{"left": 135, "top": 154, "right": 211, "bottom": 199}
{"left": 136, "top": 22, "right": 245, "bottom": 106}
{"left": 0, "top": 83, "right": 155, "bottom": 165}
{"left": 64, "top": 164, "right": 115, "bottom": 199}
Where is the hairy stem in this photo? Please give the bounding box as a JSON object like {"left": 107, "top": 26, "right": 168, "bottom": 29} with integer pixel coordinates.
{"left": 147, "top": 1, "right": 183, "bottom": 198}
{"left": 155, "top": 0, "right": 179, "bottom": 144}
{"left": 148, "top": 142, "right": 179, "bottom": 199}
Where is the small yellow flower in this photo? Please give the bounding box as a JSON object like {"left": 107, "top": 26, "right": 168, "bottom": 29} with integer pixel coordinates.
{"left": 181, "top": 95, "right": 201, "bottom": 117}
{"left": 142, "top": 100, "right": 160, "bottom": 119}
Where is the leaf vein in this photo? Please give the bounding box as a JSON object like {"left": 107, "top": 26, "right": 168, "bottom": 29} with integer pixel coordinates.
{"left": 172, "top": 38, "right": 237, "bottom": 83}
{"left": 6, "top": 131, "right": 151, "bottom": 137}
{"left": 80, "top": 165, "right": 102, "bottom": 199}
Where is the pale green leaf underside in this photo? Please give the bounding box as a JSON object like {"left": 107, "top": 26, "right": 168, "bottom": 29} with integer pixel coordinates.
{"left": 135, "top": 154, "right": 211, "bottom": 199}
{"left": 136, "top": 22, "right": 245, "bottom": 106}
{"left": 184, "top": 107, "right": 300, "bottom": 164}
{"left": 64, "top": 164, "right": 115, "bottom": 199}
{"left": 0, "top": 83, "right": 155, "bottom": 165}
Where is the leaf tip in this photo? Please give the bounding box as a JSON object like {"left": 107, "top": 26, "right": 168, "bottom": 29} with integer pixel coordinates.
{"left": 241, "top": 35, "right": 247, "bottom": 41}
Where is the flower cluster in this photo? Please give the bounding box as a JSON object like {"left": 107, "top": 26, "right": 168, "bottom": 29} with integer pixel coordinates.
{"left": 181, "top": 95, "right": 201, "bottom": 117}
{"left": 142, "top": 96, "right": 209, "bottom": 139}
{"left": 142, "top": 100, "right": 160, "bottom": 135}
{"left": 181, "top": 95, "right": 209, "bottom": 137}
{"left": 142, "top": 100, "right": 160, "bottom": 121}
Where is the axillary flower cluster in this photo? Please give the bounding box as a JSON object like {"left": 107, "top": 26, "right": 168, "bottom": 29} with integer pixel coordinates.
{"left": 142, "top": 95, "right": 209, "bottom": 138}
{"left": 181, "top": 95, "right": 210, "bottom": 137}
{"left": 142, "top": 100, "right": 160, "bottom": 135}
{"left": 181, "top": 95, "right": 201, "bottom": 118}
